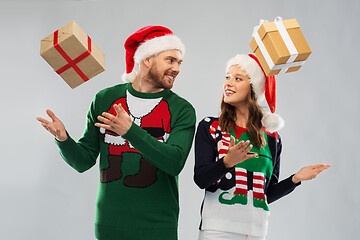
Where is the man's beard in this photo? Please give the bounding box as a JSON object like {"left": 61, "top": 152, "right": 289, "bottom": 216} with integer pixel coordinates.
{"left": 147, "top": 63, "right": 174, "bottom": 90}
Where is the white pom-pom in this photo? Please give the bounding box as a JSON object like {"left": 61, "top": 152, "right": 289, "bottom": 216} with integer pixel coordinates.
{"left": 261, "top": 113, "right": 285, "bottom": 133}
{"left": 122, "top": 70, "right": 137, "bottom": 83}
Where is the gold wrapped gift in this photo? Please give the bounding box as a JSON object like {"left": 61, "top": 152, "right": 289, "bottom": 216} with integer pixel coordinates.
{"left": 250, "top": 17, "right": 312, "bottom": 76}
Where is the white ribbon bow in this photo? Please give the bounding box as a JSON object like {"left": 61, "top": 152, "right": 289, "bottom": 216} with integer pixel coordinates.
{"left": 252, "top": 16, "right": 306, "bottom": 74}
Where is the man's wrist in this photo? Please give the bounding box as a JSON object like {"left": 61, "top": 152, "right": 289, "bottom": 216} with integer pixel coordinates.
{"left": 55, "top": 131, "right": 68, "bottom": 142}
{"left": 121, "top": 121, "right": 132, "bottom": 136}
{"left": 122, "top": 122, "right": 134, "bottom": 138}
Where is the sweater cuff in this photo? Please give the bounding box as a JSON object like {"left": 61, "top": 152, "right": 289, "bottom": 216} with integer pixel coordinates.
{"left": 217, "top": 157, "right": 234, "bottom": 174}
{"left": 54, "top": 131, "right": 73, "bottom": 147}
{"left": 289, "top": 174, "right": 302, "bottom": 187}
{"left": 122, "top": 122, "right": 141, "bottom": 142}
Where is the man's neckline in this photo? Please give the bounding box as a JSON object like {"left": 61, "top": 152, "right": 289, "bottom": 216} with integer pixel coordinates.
{"left": 127, "top": 83, "right": 169, "bottom": 99}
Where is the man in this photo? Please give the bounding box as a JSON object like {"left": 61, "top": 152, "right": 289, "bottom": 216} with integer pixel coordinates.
{"left": 37, "top": 26, "right": 196, "bottom": 240}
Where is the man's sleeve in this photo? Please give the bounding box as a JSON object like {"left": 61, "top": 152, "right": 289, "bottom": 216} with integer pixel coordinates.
{"left": 122, "top": 105, "right": 196, "bottom": 176}
{"left": 54, "top": 96, "right": 100, "bottom": 173}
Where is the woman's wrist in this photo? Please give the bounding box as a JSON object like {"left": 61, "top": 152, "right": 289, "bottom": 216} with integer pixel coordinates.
{"left": 223, "top": 156, "right": 234, "bottom": 169}
{"left": 292, "top": 174, "right": 301, "bottom": 184}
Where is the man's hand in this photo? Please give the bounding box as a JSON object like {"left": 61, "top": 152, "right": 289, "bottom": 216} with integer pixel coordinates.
{"left": 223, "top": 136, "right": 258, "bottom": 169}
{"left": 292, "top": 164, "right": 331, "bottom": 184}
{"left": 36, "top": 109, "right": 68, "bottom": 142}
{"left": 95, "top": 103, "right": 132, "bottom": 136}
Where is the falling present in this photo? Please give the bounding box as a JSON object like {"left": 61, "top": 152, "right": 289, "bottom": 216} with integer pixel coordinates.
{"left": 250, "top": 17, "right": 312, "bottom": 76}
{"left": 40, "top": 20, "right": 105, "bottom": 88}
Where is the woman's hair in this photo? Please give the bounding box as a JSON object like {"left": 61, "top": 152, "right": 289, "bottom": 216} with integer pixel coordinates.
{"left": 219, "top": 85, "right": 266, "bottom": 149}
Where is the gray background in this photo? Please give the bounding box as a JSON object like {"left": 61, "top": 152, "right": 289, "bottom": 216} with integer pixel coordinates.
{"left": 1, "top": 0, "right": 359, "bottom": 239}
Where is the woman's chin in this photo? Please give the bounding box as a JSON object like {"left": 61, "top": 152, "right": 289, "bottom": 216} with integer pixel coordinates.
{"left": 224, "top": 99, "right": 234, "bottom": 106}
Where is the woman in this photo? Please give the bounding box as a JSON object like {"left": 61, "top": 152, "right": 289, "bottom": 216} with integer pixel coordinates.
{"left": 194, "top": 54, "right": 330, "bottom": 240}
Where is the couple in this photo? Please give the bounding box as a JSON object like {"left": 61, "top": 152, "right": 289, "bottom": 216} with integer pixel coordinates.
{"left": 37, "top": 26, "right": 329, "bottom": 240}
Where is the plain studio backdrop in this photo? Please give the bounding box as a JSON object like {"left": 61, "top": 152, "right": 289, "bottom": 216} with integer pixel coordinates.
{"left": 1, "top": 0, "right": 359, "bottom": 239}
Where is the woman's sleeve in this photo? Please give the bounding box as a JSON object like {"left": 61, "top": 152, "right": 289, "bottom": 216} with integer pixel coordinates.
{"left": 266, "top": 135, "right": 301, "bottom": 204}
{"left": 194, "top": 119, "right": 232, "bottom": 189}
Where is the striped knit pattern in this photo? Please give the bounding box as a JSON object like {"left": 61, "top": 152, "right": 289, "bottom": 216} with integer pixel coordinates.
{"left": 253, "top": 172, "right": 266, "bottom": 200}
{"left": 209, "top": 121, "right": 230, "bottom": 159}
{"left": 234, "top": 167, "right": 248, "bottom": 195}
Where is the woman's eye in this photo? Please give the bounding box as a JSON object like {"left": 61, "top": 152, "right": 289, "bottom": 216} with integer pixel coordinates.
{"left": 236, "top": 78, "right": 242, "bottom": 81}
{"left": 225, "top": 76, "right": 230, "bottom": 80}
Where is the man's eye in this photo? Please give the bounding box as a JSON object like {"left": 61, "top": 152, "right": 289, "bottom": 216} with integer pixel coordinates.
{"left": 236, "top": 78, "right": 242, "bottom": 81}
{"left": 168, "top": 59, "right": 174, "bottom": 63}
{"left": 225, "top": 76, "right": 230, "bottom": 80}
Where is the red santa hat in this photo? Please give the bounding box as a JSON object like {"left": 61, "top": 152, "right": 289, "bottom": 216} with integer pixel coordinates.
{"left": 225, "top": 54, "right": 284, "bottom": 133}
{"left": 122, "top": 25, "right": 185, "bottom": 83}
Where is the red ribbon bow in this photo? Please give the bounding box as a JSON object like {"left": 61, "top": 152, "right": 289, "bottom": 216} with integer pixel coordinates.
{"left": 53, "top": 30, "right": 92, "bottom": 81}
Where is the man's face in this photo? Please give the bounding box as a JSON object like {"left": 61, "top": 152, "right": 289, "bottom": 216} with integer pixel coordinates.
{"left": 146, "top": 49, "right": 183, "bottom": 90}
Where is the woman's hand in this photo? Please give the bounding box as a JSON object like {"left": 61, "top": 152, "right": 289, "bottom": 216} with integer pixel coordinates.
{"left": 292, "top": 164, "right": 331, "bottom": 184}
{"left": 223, "top": 136, "right": 258, "bottom": 168}
{"left": 94, "top": 103, "right": 132, "bottom": 136}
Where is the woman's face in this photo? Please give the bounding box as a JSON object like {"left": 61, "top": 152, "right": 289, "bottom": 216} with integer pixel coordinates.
{"left": 223, "top": 65, "right": 251, "bottom": 107}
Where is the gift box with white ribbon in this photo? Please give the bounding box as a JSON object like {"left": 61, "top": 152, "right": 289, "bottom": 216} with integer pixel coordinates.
{"left": 250, "top": 17, "right": 312, "bottom": 76}
{"left": 40, "top": 20, "right": 105, "bottom": 88}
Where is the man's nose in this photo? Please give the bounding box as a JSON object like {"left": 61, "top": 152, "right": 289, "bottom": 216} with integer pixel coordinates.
{"left": 171, "top": 64, "right": 180, "bottom": 73}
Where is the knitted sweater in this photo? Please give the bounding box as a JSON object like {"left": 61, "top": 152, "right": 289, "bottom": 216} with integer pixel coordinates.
{"left": 194, "top": 117, "right": 300, "bottom": 237}
{"left": 55, "top": 83, "right": 196, "bottom": 240}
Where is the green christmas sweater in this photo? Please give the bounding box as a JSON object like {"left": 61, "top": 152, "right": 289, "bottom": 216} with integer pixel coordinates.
{"left": 55, "top": 83, "right": 196, "bottom": 240}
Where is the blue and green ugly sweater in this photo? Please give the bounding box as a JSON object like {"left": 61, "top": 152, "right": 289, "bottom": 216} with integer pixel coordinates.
{"left": 55, "top": 83, "right": 196, "bottom": 240}
{"left": 194, "top": 117, "right": 300, "bottom": 237}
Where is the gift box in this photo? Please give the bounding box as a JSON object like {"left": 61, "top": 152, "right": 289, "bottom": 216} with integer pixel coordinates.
{"left": 40, "top": 20, "right": 105, "bottom": 88}
{"left": 250, "top": 17, "right": 311, "bottom": 76}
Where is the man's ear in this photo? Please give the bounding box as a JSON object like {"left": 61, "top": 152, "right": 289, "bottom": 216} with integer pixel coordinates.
{"left": 143, "top": 56, "right": 153, "bottom": 68}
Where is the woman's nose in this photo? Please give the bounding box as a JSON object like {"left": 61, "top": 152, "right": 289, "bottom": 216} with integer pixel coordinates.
{"left": 225, "top": 78, "right": 233, "bottom": 86}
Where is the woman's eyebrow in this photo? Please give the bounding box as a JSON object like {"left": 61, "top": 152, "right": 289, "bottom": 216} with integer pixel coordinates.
{"left": 234, "top": 73, "right": 247, "bottom": 78}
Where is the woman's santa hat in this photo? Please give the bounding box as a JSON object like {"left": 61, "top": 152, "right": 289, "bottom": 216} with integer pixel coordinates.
{"left": 122, "top": 25, "right": 185, "bottom": 83}
{"left": 226, "top": 54, "right": 284, "bottom": 133}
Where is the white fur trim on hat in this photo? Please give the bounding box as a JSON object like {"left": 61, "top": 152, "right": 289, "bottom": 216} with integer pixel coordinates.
{"left": 226, "top": 54, "right": 266, "bottom": 102}
{"left": 122, "top": 34, "right": 185, "bottom": 83}
{"left": 122, "top": 68, "right": 138, "bottom": 83}
{"left": 134, "top": 34, "right": 185, "bottom": 64}
{"left": 261, "top": 113, "right": 285, "bottom": 133}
